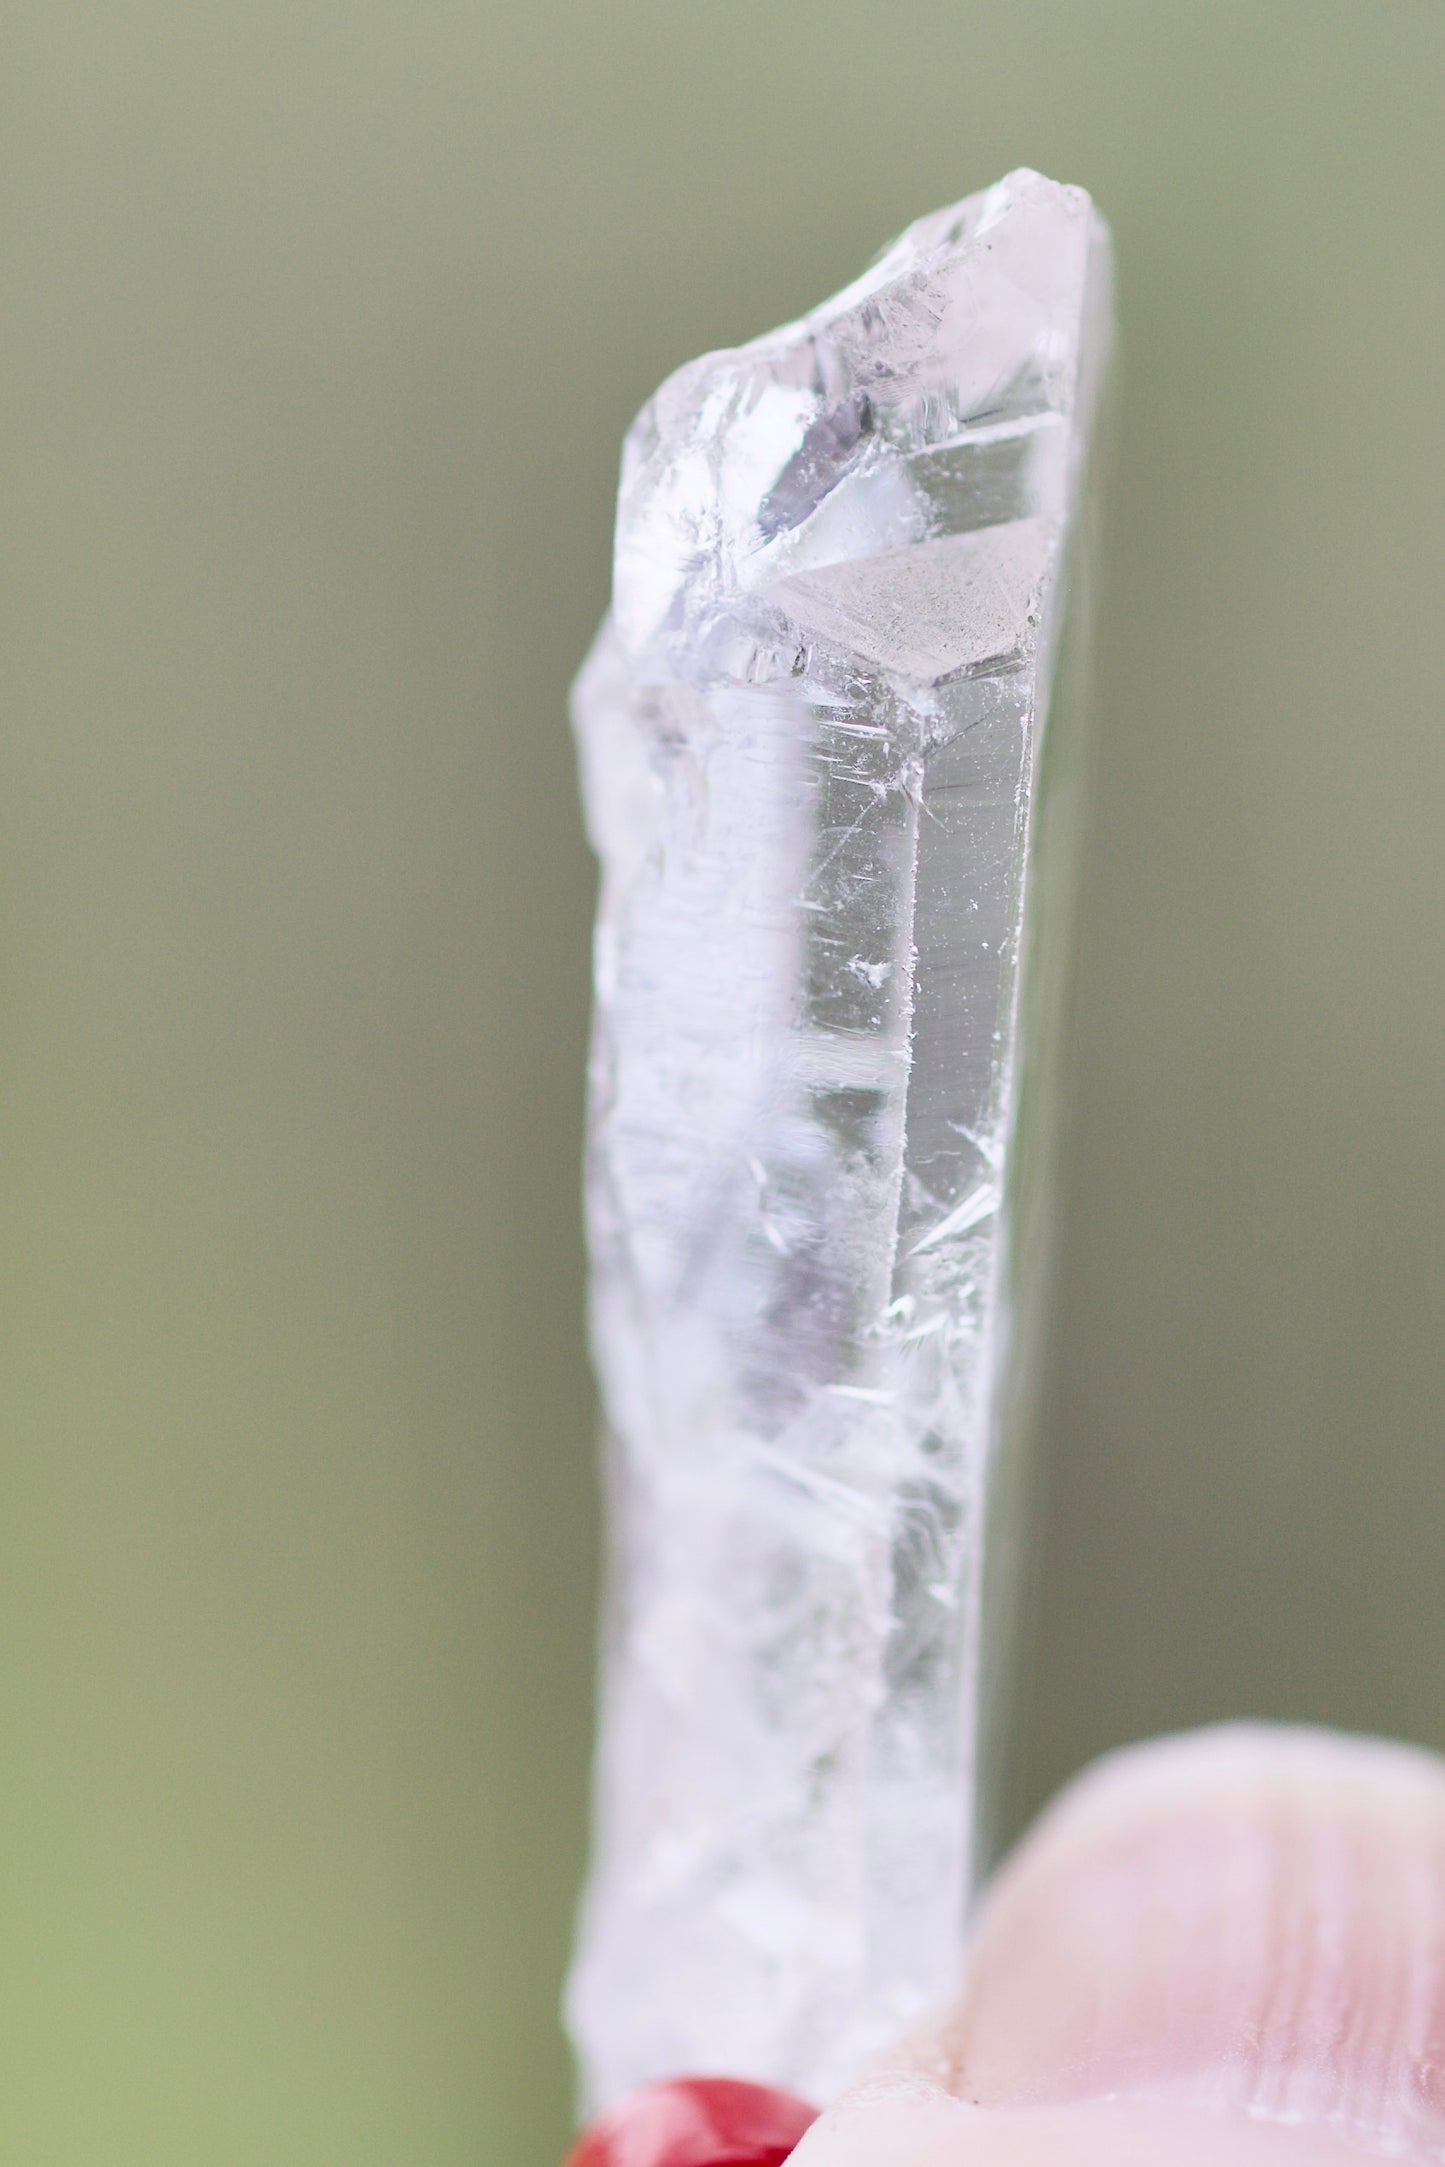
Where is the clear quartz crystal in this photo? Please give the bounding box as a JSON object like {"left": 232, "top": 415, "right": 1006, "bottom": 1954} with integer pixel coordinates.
{"left": 568, "top": 170, "right": 1111, "bottom": 2111}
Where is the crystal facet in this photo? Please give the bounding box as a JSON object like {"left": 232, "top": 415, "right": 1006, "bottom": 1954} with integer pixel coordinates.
{"left": 568, "top": 170, "right": 1111, "bottom": 2111}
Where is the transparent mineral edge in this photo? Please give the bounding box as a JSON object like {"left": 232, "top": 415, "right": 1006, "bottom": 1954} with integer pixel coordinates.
{"left": 568, "top": 169, "right": 1112, "bottom": 2111}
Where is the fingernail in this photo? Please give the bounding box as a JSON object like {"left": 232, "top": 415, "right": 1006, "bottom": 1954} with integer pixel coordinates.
{"left": 564, "top": 2076, "right": 818, "bottom": 2167}
{"left": 944, "top": 1726, "right": 1445, "bottom": 2155}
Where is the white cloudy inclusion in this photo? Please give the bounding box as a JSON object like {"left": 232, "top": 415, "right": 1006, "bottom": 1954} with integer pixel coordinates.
{"left": 568, "top": 170, "right": 1111, "bottom": 2111}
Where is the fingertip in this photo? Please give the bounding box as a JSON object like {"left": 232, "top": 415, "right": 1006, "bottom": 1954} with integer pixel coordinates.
{"left": 893, "top": 1724, "right": 1445, "bottom": 2156}
{"left": 794, "top": 2092, "right": 1382, "bottom": 2166}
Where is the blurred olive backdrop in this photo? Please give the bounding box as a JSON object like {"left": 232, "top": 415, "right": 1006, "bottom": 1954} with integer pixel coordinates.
{"left": 4, "top": 1, "right": 1445, "bottom": 2160}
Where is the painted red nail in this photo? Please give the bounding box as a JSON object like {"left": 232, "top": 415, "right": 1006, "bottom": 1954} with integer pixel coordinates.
{"left": 564, "top": 2076, "right": 819, "bottom": 2167}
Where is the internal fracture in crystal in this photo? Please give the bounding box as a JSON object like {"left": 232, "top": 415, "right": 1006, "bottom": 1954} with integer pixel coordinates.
{"left": 568, "top": 170, "right": 1111, "bottom": 2110}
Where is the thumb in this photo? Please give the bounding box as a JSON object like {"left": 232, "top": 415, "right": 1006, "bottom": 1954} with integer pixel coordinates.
{"left": 795, "top": 1724, "right": 1445, "bottom": 2164}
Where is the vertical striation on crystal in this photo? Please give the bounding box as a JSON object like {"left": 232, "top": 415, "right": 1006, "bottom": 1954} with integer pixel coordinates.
{"left": 568, "top": 170, "right": 1111, "bottom": 2112}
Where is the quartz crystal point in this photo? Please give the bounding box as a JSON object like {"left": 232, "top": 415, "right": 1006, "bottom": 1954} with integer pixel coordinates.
{"left": 568, "top": 169, "right": 1111, "bottom": 2112}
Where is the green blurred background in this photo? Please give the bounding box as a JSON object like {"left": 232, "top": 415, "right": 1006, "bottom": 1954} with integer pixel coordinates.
{"left": 4, "top": 2, "right": 1444, "bottom": 2159}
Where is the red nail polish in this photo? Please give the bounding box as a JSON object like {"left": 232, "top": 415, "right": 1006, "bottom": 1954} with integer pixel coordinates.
{"left": 564, "top": 2076, "right": 819, "bottom": 2167}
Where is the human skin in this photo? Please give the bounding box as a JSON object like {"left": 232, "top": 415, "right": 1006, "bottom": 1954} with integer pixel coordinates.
{"left": 792, "top": 1726, "right": 1445, "bottom": 2165}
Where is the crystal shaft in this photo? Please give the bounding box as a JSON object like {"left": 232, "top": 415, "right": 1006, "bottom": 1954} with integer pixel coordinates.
{"left": 568, "top": 170, "right": 1111, "bottom": 2109}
